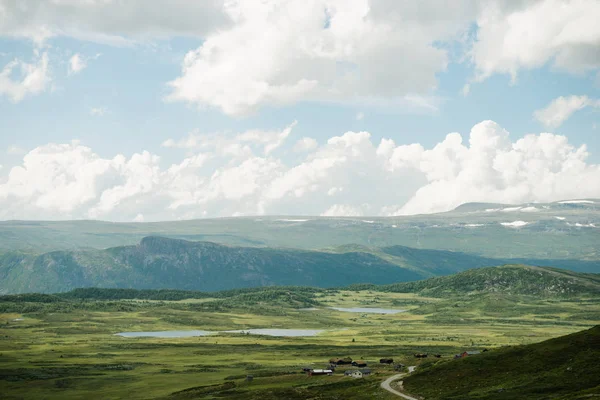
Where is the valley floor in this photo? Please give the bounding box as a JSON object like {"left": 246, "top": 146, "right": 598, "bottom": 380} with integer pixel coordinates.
{"left": 1, "top": 290, "right": 599, "bottom": 399}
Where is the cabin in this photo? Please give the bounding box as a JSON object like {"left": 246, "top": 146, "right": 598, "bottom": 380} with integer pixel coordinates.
{"left": 352, "top": 360, "right": 367, "bottom": 367}
{"left": 360, "top": 368, "right": 372, "bottom": 376}
{"left": 379, "top": 358, "right": 394, "bottom": 364}
{"left": 302, "top": 367, "right": 312, "bottom": 372}
{"left": 344, "top": 370, "right": 355, "bottom": 376}
{"left": 394, "top": 363, "right": 405, "bottom": 371}
{"left": 414, "top": 353, "right": 428, "bottom": 358}
{"left": 351, "top": 370, "right": 363, "bottom": 379}
{"left": 308, "top": 369, "right": 333, "bottom": 376}
{"left": 329, "top": 357, "right": 352, "bottom": 365}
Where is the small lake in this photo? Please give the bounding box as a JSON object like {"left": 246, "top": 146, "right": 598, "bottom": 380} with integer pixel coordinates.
{"left": 328, "top": 307, "right": 406, "bottom": 314}
{"left": 115, "top": 330, "right": 213, "bottom": 338}
{"left": 115, "top": 328, "right": 324, "bottom": 338}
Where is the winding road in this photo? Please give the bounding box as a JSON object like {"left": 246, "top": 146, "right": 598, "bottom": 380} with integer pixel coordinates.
{"left": 380, "top": 367, "right": 419, "bottom": 400}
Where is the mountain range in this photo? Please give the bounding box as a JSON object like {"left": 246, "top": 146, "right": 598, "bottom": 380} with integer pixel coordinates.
{"left": 1, "top": 235, "right": 599, "bottom": 294}
{"left": 1, "top": 200, "right": 598, "bottom": 260}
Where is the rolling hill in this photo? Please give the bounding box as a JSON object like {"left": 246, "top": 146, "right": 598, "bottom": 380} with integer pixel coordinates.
{"left": 403, "top": 325, "right": 600, "bottom": 399}
{"left": 367, "top": 264, "right": 600, "bottom": 298}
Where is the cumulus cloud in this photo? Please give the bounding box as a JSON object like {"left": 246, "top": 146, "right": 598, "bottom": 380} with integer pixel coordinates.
{"left": 0, "top": 0, "right": 230, "bottom": 45}
{"left": 0, "top": 52, "right": 50, "bottom": 102}
{"left": 165, "top": 0, "right": 476, "bottom": 116}
{"left": 470, "top": 0, "right": 600, "bottom": 82}
{"left": 534, "top": 95, "right": 600, "bottom": 128}
{"left": 1, "top": 120, "right": 600, "bottom": 220}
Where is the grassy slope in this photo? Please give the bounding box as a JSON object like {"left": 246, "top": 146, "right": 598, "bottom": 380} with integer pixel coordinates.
{"left": 404, "top": 325, "right": 600, "bottom": 400}
{"left": 363, "top": 265, "right": 600, "bottom": 298}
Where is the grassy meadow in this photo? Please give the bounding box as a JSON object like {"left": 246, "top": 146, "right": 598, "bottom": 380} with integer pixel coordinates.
{"left": 1, "top": 288, "right": 599, "bottom": 399}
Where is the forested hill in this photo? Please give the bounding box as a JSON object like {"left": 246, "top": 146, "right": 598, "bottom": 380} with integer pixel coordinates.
{"left": 353, "top": 264, "right": 600, "bottom": 298}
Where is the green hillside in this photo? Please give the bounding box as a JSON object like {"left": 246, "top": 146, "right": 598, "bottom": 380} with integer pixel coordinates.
{"left": 0, "top": 236, "right": 424, "bottom": 294}
{"left": 2, "top": 236, "right": 599, "bottom": 294}
{"left": 366, "top": 265, "right": 600, "bottom": 298}
{"left": 404, "top": 325, "right": 600, "bottom": 399}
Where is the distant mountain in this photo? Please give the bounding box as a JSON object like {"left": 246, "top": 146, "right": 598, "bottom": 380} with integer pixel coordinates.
{"left": 368, "top": 264, "right": 600, "bottom": 298}
{"left": 0, "top": 236, "right": 424, "bottom": 294}
{"left": 404, "top": 325, "right": 600, "bottom": 400}
{"left": 0, "top": 199, "right": 599, "bottom": 260}
{"left": 1, "top": 236, "right": 599, "bottom": 294}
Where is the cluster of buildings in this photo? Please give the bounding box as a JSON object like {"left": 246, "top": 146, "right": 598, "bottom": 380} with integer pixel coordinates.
{"left": 304, "top": 356, "right": 400, "bottom": 378}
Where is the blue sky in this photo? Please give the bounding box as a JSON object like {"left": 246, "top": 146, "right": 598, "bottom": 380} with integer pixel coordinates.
{"left": 1, "top": 0, "right": 599, "bottom": 221}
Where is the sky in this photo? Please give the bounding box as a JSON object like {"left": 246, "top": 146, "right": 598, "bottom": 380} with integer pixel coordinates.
{"left": 1, "top": 0, "right": 600, "bottom": 222}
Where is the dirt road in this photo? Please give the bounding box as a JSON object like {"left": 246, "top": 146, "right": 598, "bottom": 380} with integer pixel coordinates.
{"left": 380, "top": 370, "right": 420, "bottom": 400}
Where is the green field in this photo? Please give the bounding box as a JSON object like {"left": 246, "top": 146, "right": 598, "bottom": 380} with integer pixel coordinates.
{"left": 2, "top": 281, "right": 599, "bottom": 399}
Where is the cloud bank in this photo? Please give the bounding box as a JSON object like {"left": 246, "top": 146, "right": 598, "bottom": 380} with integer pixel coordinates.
{"left": 1, "top": 120, "right": 599, "bottom": 221}
{"left": 2, "top": 1, "right": 599, "bottom": 112}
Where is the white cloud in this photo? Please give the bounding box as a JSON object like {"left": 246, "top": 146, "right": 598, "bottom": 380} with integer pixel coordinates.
{"left": 2, "top": 120, "right": 600, "bottom": 220}
{"left": 470, "top": 0, "right": 600, "bottom": 83}
{"left": 166, "top": 0, "right": 476, "bottom": 116}
{"left": 162, "top": 121, "right": 297, "bottom": 156}
{"left": 321, "top": 204, "right": 364, "bottom": 217}
{"left": 90, "top": 107, "right": 108, "bottom": 116}
{"left": 133, "top": 213, "right": 145, "bottom": 222}
{"left": 534, "top": 95, "right": 600, "bottom": 129}
{"left": 293, "top": 137, "right": 318, "bottom": 153}
{"left": 68, "top": 53, "right": 87, "bottom": 75}
{"left": 0, "top": 52, "right": 50, "bottom": 102}
{"left": 327, "top": 186, "right": 343, "bottom": 196}
{"left": 6, "top": 145, "right": 26, "bottom": 155}
{"left": 0, "top": 1, "right": 230, "bottom": 45}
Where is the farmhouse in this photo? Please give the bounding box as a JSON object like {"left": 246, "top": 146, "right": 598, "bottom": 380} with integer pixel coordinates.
{"left": 379, "top": 358, "right": 394, "bottom": 364}
{"left": 352, "top": 360, "right": 368, "bottom": 367}
{"left": 308, "top": 369, "right": 333, "bottom": 376}
{"left": 351, "top": 370, "right": 363, "bottom": 379}
{"left": 329, "top": 357, "right": 352, "bottom": 365}
{"left": 455, "top": 350, "right": 481, "bottom": 358}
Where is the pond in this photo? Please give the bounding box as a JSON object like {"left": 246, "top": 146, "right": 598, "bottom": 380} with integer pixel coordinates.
{"left": 328, "top": 307, "right": 406, "bottom": 314}
{"left": 115, "top": 328, "right": 325, "bottom": 338}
